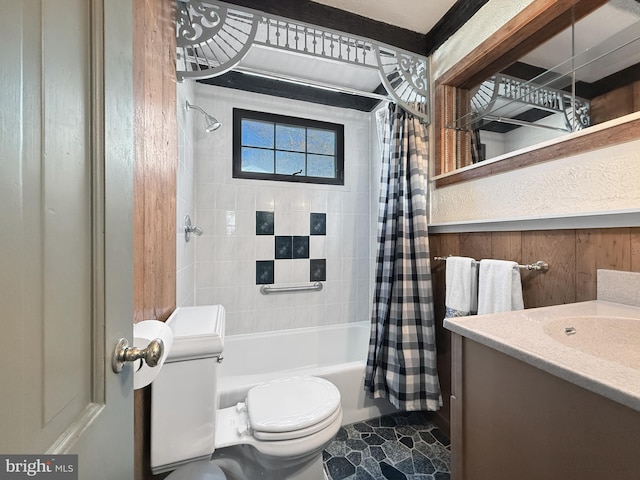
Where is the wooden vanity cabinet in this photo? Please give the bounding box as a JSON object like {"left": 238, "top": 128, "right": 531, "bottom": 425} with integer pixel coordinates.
{"left": 450, "top": 333, "right": 640, "bottom": 480}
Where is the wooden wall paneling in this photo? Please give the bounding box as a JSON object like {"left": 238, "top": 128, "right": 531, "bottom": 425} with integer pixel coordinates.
{"left": 631, "top": 228, "right": 640, "bottom": 272}
{"left": 455, "top": 129, "right": 471, "bottom": 170}
{"left": 433, "top": 231, "right": 462, "bottom": 314}
{"left": 589, "top": 85, "right": 634, "bottom": 125}
{"left": 138, "top": 0, "right": 177, "bottom": 323}
{"left": 575, "top": 228, "right": 631, "bottom": 302}
{"left": 438, "top": 232, "right": 462, "bottom": 258}
{"left": 520, "top": 230, "right": 576, "bottom": 308}
{"left": 429, "top": 232, "right": 459, "bottom": 435}
{"left": 575, "top": 229, "right": 597, "bottom": 302}
{"left": 490, "top": 231, "right": 522, "bottom": 263}
{"left": 455, "top": 89, "right": 472, "bottom": 169}
{"left": 429, "top": 232, "right": 453, "bottom": 323}
{"left": 458, "top": 232, "right": 492, "bottom": 260}
{"left": 434, "top": 84, "right": 443, "bottom": 176}
{"left": 430, "top": 234, "right": 446, "bottom": 322}
{"left": 133, "top": 0, "right": 177, "bottom": 479}
{"left": 429, "top": 231, "right": 442, "bottom": 257}
{"left": 436, "top": 84, "right": 473, "bottom": 175}
{"left": 132, "top": 0, "right": 146, "bottom": 327}
{"left": 160, "top": 0, "right": 178, "bottom": 322}
{"left": 634, "top": 82, "right": 640, "bottom": 110}
{"left": 598, "top": 227, "right": 631, "bottom": 267}
{"left": 437, "top": 84, "right": 458, "bottom": 175}
{"left": 142, "top": 0, "right": 160, "bottom": 321}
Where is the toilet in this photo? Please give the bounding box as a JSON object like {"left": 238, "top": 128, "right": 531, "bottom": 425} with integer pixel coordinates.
{"left": 150, "top": 305, "right": 343, "bottom": 480}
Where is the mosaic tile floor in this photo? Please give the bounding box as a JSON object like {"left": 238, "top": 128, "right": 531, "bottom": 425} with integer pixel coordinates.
{"left": 323, "top": 411, "right": 451, "bottom": 480}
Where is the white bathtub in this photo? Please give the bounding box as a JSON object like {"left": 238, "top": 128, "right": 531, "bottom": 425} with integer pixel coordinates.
{"left": 217, "top": 322, "right": 398, "bottom": 425}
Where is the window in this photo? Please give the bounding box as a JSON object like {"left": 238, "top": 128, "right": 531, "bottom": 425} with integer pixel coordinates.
{"left": 233, "top": 109, "right": 344, "bottom": 185}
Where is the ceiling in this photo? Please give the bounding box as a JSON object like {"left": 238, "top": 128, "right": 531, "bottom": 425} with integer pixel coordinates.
{"left": 310, "top": 0, "right": 458, "bottom": 34}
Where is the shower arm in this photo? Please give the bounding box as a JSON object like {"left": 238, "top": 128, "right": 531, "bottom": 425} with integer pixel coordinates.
{"left": 185, "top": 101, "right": 207, "bottom": 117}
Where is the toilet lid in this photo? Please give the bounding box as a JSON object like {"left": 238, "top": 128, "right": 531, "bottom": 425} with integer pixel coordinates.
{"left": 246, "top": 376, "right": 341, "bottom": 434}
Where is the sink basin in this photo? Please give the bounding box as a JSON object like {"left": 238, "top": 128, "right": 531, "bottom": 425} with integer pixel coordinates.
{"left": 544, "top": 316, "right": 640, "bottom": 370}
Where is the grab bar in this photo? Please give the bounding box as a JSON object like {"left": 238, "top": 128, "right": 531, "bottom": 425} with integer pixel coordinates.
{"left": 260, "top": 282, "right": 324, "bottom": 295}
{"left": 433, "top": 256, "right": 549, "bottom": 272}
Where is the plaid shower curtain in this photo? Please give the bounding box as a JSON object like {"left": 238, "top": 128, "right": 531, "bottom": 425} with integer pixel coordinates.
{"left": 364, "top": 103, "right": 442, "bottom": 411}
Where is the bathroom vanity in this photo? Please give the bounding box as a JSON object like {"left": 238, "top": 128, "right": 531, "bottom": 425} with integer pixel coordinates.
{"left": 444, "top": 285, "right": 640, "bottom": 480}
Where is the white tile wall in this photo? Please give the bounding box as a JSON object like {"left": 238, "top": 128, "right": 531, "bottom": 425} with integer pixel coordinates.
{"left": 176, "top": 81, "right": 196, "bottom": 307}
{"left": 191, "top": 83, "right": 377, "bottom": 335}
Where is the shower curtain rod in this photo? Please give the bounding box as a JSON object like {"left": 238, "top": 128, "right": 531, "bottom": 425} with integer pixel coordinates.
{"left": 234, "top": 65, "right": 393, "bottom": 102}
{"left": 479, "top": 114, "right": 571, "bottom": 133}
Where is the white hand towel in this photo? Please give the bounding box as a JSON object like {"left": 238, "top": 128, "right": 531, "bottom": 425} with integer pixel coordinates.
{"left": 477, "top": 259, "right": 525, "bottom": 315}
{"left": 445, "top": 256, "right": 478, "bottom": 318}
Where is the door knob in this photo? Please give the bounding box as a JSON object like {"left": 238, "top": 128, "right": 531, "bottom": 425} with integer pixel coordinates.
{"left": 112, "top": 337, "right": 165, "bottom": 373}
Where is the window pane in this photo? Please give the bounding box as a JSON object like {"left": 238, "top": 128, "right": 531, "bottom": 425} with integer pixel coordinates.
{"left": 276, "top": 125, "right": 305, "bottom": 152}
{"left": 275, "top": 151, "right": 305, "bottom": 175}
{"left": 234, "top": 108, "right": 343, "bottom": 185}
{"left": 307, "top": 128, "right": 335, "bottom": 155}
{"left": 307, "top": 154, "right": 335, "bottom": 178}
{"left": 242, "top": 120, "right": 274, "bottom": 148}
{"left": 242, "top": 147, "right": 274, "bottom": 173}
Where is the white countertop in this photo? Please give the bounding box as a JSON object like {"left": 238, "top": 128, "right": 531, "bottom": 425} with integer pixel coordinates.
{"left": 443, "top": 300, "right": 640, "bottom": 412}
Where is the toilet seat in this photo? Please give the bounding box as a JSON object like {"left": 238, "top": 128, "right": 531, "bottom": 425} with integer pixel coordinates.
{"left": 214, "top": 376, "right": 343, "bottom": 458}
{"left": 252, "top": 405, "right": 342, "bottom": 441}
{"left": 246, "top": 376, "right": 341, "bottom": 437}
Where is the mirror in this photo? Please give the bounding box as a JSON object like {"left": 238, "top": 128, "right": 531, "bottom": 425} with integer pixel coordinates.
{"left": 436, "top": 0, "right": 640, "bottom": 181}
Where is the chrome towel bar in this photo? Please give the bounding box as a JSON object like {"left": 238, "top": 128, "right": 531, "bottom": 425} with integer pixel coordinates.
{"left": 433, "top": 256, "right": 549, "bottom": 272}
{"left": 260, "top": 282, "right": 324, "bottom": 295}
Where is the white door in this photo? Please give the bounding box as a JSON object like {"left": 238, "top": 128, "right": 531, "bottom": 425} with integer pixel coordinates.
{"left": 0, "top": 0, "right": 136, "bottom": 478}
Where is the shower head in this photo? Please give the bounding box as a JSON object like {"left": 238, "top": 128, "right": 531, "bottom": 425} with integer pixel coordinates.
{"left": 185, "top": 100, "right": 221, "bottom": 132}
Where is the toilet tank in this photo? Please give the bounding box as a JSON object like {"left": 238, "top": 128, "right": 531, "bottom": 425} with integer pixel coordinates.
{"left": 150, "top": 305, "right": 225, "bottom": 475}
